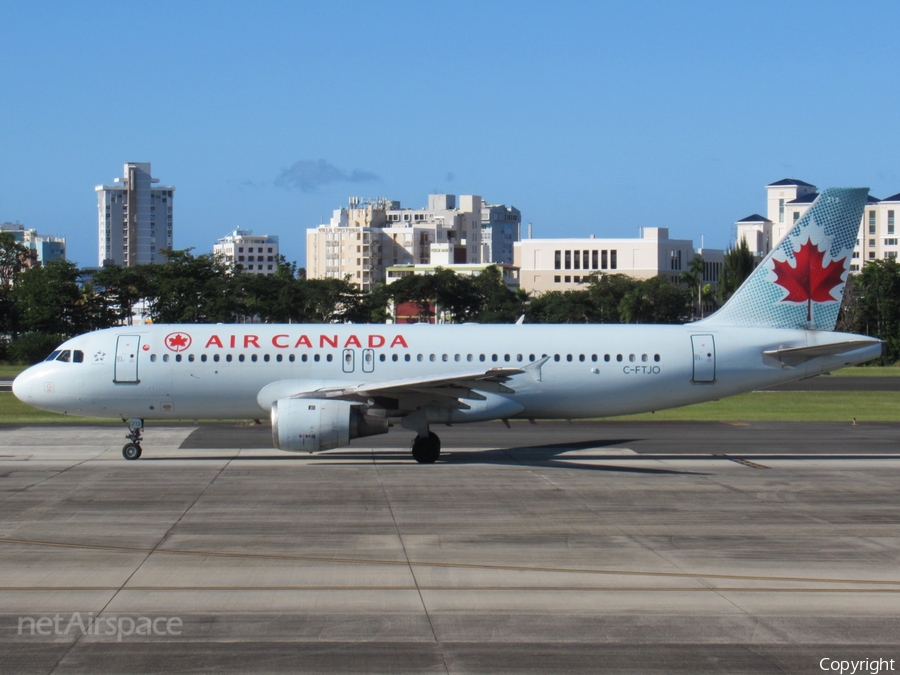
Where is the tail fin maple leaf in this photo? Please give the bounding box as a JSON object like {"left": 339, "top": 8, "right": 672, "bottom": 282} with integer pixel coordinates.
{"left": 771, "top": 239, "right": 846, "bottom": 322}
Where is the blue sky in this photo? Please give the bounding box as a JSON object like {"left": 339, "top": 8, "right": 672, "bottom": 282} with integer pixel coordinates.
{"left": 2, "top": 0, "right": 899, "bottom": 268}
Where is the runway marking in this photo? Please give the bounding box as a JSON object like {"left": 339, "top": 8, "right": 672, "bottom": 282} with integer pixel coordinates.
{"left": 0, "top": 585, "right": 898, "bottom": 593}
{"left": 713, "top": 454, "right": 769, "bottom": 469}
{"left": 1, "top": 537, "right": 899, "bottom": 587}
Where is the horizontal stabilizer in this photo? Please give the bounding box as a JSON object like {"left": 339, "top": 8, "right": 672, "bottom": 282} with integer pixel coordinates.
{"left": 763, "top": 339, "right": 882, "bottom": 367}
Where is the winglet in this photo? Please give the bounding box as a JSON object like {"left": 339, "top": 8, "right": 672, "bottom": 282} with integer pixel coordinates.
{"left": 523, "top": 356, "right": 551, "bottom": 382}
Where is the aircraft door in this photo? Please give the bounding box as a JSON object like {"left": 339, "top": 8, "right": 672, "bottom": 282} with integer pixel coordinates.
{"left": 114, "top": 335, "right": 141, "bottom": 384}
{"left": 362, "top": 349, "right": 375, "bottom": 373}
{"left": 691, "top": 334, "right": 716, "bottom": 383}
{"left": 342, "top": 348, "right": 355, "bottom": 373}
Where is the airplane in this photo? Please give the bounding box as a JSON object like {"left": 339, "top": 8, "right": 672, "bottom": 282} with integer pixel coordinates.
{"left": 13, "top": 187, "right": 883, "bottom": 463}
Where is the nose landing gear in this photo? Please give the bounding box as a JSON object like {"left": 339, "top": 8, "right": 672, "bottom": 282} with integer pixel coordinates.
{"left": 121, "top": 418, "right": 144, "bottom": 460}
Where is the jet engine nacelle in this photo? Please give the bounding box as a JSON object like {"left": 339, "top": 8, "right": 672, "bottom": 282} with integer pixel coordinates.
{"left": 271, "top": 398, "right": 388, "bottom": 453}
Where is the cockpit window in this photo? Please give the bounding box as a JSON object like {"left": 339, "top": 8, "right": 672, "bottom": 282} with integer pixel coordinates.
{"left": 45, "top": 350, "right": 61, "bottom": 362}
{"left": 73, "top": 350, "right": 84, "bottom": 363}
{"left": 56, "top": 350, "right": 72, "bottom": 362}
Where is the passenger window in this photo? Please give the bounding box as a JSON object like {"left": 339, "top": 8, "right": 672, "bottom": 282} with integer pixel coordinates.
{"left": 201, "top": 354, "right": 207, "bottom": 362}
{"left": 454, "top": 354, "right": 461, "bottom": 362}
{"left": 491, "top": 354, "right": 498, "bottom": 362}
{"left": 189, "top": 354, "right": 196, "bottom": 362}
{"left": 578, "top": 354, "right": 585, "bottom": 362}
{"left": 392, "top": 354, "right": 399, "bottom": 362}
{"left": 417, "top": 354, "right": 424, "bottom": 362}
{"left": 604, "top": 354, "right": 610, "bottom": 362}
{"left": 479, "top": 354, "right": 486, "bottom": 362}
{"left": 441, "top": 354, "right": 448, "bottom": 362}
{"left": 404, "top": 354, "right": 411, "bottom": 362}
{"left": 504, "top": 354, "right": 510, "bottom": 362}
{"left": 529, "top": 354, "right": 535, "bottom": 361}
{"left": 326, "top": 354, "right": 333, "bottom": 362}
{"left": 238, "top": 354, "right": 245, "bottom": 363}
{"left": 591, "top": 354, "right": 598, "bottom": 362}
{"left": 175, "top": 354, "right": 182, "bottom": 362}
{"left": 429, "top": 354, "right": 436, "bottom": 362}
{"left": 553, "top": 354, "right": 560, "bottom": 362}
{"left": 380, "top": 354, "right": 386, "bottom": 362}
{"left": 214, "top": 354, "right": 220, "bottom": 362}
{"left": 73, "top": 350, "right": 84, "bottom": 363}
{"left": 616, "top": 354, "right": 622, "bottom": 362}
{"left": 467, "top": 354, "right": 473, "bottom": 361}
{"left": 301, "top": 355, "right": 308, "bottom": 362}
{"left": 150, "top": 354, "right": 157, "bottom": 362}
{"left": 263, "top": 354, "right": 270, "bottom": 362}
{"left": 516, "top": 354, "right": 523, "bottom": 362}
{"left": 226, "top": 354, "right": 232, "bottom": 362}
{"left": 314, "top": 354, "right": 320, "bottom": 362}
{"left": 163, "top": 354, "right": 170, "bottom": 363}
{"left": 566, "top": 354, "right": 573, "bottom": 362}
{"left": 654, "top": 354, "right": 660, "bottom": 362}
{"left": 641, "top": 354, "right": 648, "bottom": 362}
{"left": 629, "top": 354, "right": 636, "bottom": 362}
{"left": 276, "top": 354, "right": 282, "bottom": 362}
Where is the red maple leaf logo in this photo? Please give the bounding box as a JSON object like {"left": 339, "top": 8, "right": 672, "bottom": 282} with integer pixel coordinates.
{"left": 772, "top": 239, "right": 846, "bottom": 322}
{"left": 165, "top": 332, "right": 192, "bottom": 352}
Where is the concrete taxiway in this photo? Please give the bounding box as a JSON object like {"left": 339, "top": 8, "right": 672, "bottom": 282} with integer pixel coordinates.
{"left": 0, "top": 421, "right": 898, "bottom": 674}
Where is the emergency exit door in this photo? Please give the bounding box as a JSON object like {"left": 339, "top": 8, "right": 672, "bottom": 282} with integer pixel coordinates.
{"left": 114, "top": 335, "right": 141, "bottom": 384}
{"left": 691, "top": 334, "right": 716, "bottom": 383}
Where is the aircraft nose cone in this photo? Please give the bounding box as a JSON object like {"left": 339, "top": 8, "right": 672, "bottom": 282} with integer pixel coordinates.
{"left": 12, "top": 368, "right": 39, "bottom": 404}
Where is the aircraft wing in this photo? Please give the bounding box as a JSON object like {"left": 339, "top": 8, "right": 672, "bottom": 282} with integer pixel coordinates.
{"left": 293, "top": 367, "right": 526, "bottom": 410}
{"left": 256, "top": 357, "right": 550, "bottom": 413}
{"left": 763, "top": 339, "right": 882, "bottom": 367}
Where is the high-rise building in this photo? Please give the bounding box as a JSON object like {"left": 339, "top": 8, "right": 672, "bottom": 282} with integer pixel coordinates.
{"left": 481, "top": 203, "right": 521, "bottom": 265}
{"left": 213, "top": 228, "right": 280, "bottom": 275}
{"left": 95, "top": 162, "right": 174, "bottom": 267}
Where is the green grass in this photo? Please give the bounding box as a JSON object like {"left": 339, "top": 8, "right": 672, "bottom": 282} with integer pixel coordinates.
{"left": 613, "top": 391, "right": 900, "bottom": 422}
{"left": 827, "top": 366, "right": 900, "bottom": 377}
{"left": 0, "top": 393, "right": 108, "bottom": 424}
{"left": 0, "top": 365, "right": 27, "bottom": 379}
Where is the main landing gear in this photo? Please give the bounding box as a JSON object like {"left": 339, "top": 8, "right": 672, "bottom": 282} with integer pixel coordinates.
{"left": 411, "top": 431, "right": 441, "bottom": 464}
{"left": 122, "top": 418, "right": 144, "bottom": 460}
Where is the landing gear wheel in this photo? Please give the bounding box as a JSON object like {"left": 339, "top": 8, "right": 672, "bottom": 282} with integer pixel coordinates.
{"left": 122, "top": 443, "right": 142, "bottom": 460}
{"left": 411, "top": 432, "right": 441, "bottom": 464}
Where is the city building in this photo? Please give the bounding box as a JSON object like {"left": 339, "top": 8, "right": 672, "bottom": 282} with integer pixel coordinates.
{"left": 481, "top": 203, "right": 521, "bottom": 265}
{"left": 736, "top": 178, "right": 900, "bottom": 272}
{"left": 213, "top": 228, "right": 280, "bottom": 275}
{"left": 95, "top": 162, "right": 174, "bottom": 267}
{"left": 308, "top": 194, "right": 513, "bottom": 291}
{"left": 0, "top": 221, "right": 66, "bottom": 265}
{"left": 385, "top": 242, "right": 519, "bottom": 287}
{"left": 514, "top": 228, "right": 723, "bottom": 295}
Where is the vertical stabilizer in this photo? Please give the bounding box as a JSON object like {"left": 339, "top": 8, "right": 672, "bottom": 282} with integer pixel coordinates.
{"left": 700, "top": 187, "right": 868, "bottom": 330}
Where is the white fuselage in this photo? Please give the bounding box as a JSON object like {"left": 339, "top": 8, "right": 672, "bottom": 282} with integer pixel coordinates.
{"left": 12, "top": 323, "right": 881, "bottom": 423}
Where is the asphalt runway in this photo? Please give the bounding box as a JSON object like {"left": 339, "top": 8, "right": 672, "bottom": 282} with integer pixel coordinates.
{"left": 1, "top": 421, "right": 899, "bottom": 674}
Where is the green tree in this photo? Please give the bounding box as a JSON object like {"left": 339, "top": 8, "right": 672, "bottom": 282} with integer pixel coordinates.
{"left": 680, "top": 255, "right": 705, "bottom": 319}
{"left": 143, "top": 250, "right": 238, "bottom": 323}
{"left": 852, "top": 259, "right": 900, "bottom": 361}
{"left": 0, "top": 232, "right": 34, "bottom": 333}
{"left": 584, "top": 274, "right": 640, "bottom": 323}
{"left": 618, "top": 276, "right": 692, "bottom": 324}
{"left": 719, "top": 238, "right": 756, "bottom": 305}
{"left": 12, "top": 260, "right": 86, "bottom": 336}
